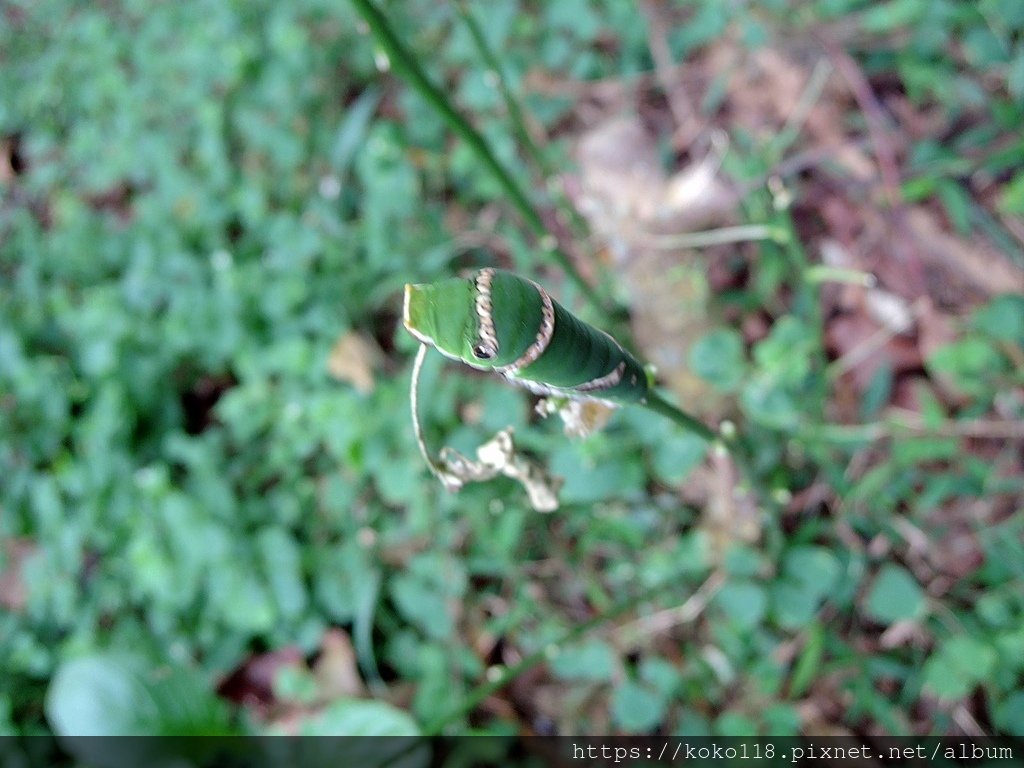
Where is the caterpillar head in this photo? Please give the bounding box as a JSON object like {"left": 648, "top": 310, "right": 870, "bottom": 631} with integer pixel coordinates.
{"left": 405, "top": 268, "right": 553, "bottom": 373}
{"left": 404, "top": 276, "right": 496, "bottom": 370}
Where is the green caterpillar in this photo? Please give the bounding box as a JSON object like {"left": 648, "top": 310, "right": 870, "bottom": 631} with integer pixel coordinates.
{"left": 403, "top": 268, "right": 651, "bottom": 403}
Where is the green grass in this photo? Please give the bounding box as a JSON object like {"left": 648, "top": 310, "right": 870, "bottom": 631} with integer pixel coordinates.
{"left": 1, "top": 0, "right": 1022, "bottom": 743}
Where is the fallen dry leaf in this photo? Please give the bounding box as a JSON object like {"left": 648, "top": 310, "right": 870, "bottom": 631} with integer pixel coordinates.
{"left": 903, "top": 207, "right": 1024, "bottom": 303}
{"left": 313, "top": 628, "right": 365, "bottom": 700}
{"left": 573, "top": 117, "right": 734, "bottom": 417}
{"left": 327, "top": 331, "right": 382, "bottom": 394}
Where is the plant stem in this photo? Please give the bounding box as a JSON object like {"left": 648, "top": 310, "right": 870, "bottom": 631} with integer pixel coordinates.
{"left": 452, "top": 0, "right": 595, "bottom": 241}
{"left": 643, "top": 391, "right": 717, "bottom": 442}
{"left": 804, "top": 264, "right": 876, "bottom": 286}
{"left": 801, "top": 416, "right": 1024, "bottom": 442}
{"left": 643, "top": 392, "right": 777, "bottom": 511}
{"left": 349, "top": 0, "right": 611, "bottom": 315}
{"left": 452, "top": 0, "right": 552, "bottom": 180}
{"left": 633, "top": 223, "right": 780, "bottom": 250}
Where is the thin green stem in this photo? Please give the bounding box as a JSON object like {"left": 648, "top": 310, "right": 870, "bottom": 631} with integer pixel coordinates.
{"left": 452, "top": 0, "right": 552, "bottom": 180}
{"left": 643, "top": 391, "right": 717, "bottom": 442}
{"left": 452, "top": 1, "right": 594, "bottom": 243}
{"left": 350, "top": 0, "right": 610, "bottom": 315}
{"left": 643, "top": 392, "right": 778, "bottom": 511}
{"left": 804, "top": 264, "right": 876, "bottom": 286}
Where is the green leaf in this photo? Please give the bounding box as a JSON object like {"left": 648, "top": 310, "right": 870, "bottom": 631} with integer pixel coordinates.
{"left": 294, "top": 698, "right": 421, "bottom": 736}
{"left": 789, "top": 622, "right": 825, "bottom": 698}
{"left": 741, "top": 376, "right": 803, "bottom": 431}
{"left": 550, "top": 441, "right": 646, "bottom": 503}
{"left": 971, "top": 294, "right": 1024, "bottom": 345}
{"left": 673, "top": 709, "right": 712, "bottom": 736}
{"left": 723, "top": 545, "right": 767, "bottom": 578}
{"left": 670, "top": 3, "right": 729, "bottom": 55}
{"left": 258, "top": 526, "right": 308, "bottom": 621}
{"left": 273, "top": 665, "right": 320, "bottom": 705}
{"left": 788, "top": 549, "right": 833, "bottom": 585}
{"left": 999, "top": 171, "right": 1024, "bottom": 214}
{"left": 995, "top": 692, "right": 1024, "bottom": 737}
{"left": 861, "top": 0, "right": 927, "bottom": 32}
{"left": 714, "top": 711, "right": 758, "bottom": 736}
{"left": 212, "top": 567, "right": 276, "bottom": 633}
{"left": 962, "top": 26, "right": 1010, "bottom": 68}
{"left": 892, "top": 437, "right": 959, "bottom": 466}
{"left": 922, "top": 637, "right": 997, "bottom": 701}
{"left": 46, "top": 653, "right": 229, "bottom": 736}
{"left": 761, "top": 704, "right": 801, "bottom": 735}
{"left": 638, "top": 657, "right": 682, "bottom": 699}
{"left": 994, "top": 628, "right": 1024, "bottom": 671}
{"left": 859, "top": 363, "right": 892, "bottom": 419}
{"left": 864, "top": 565, "right": 926, "bottom": 624}
{"left": 716, "top": 580, "right": 768, "bottom": 631}
{"left": 610, "top": 680, "right": 666, "bottom": 733}
{"left": 771, "top": 546, "right": 842, "bottom": 629}
{"left": 388, "top": 553, "right": 466, "bottom": 641}
{"left": 1008, "top": 49, "right": 1024, "bottom": 102}
{"left": 550, "top": 640, "right": 617, "bottom": 682}
{"left": 330, "top": 87, "right": 382, "bottom": 173}
{"left": 544, "top": 0, "right": 602, "bottom": 41}
{"left": 689, "top": 329, "right": 746, "bottom": 392}
{"left": 390, "top": 574, "right": 452, "bottom": 641}
{"left": 980, "top": 0, "right": 1024, "bottom": 26}
{"left": 935, "top": 178, "right": 972, "bottom": 235}
{"left": 651, "top": 431, "right": 708, "bottom": 485}
{"left": 976, "top": 593, "right": 1014, "bottom": 627}
{"left": 926, "top": 337, "right": 1005, "bottom": 398}
{"left": 752, "top": 316, "right": 815, "bottom": 384}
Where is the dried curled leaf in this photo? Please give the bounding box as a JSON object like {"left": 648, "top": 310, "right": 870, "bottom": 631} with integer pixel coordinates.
{"left": 536, "top": 397, "right": 616, "bottom": 438}
{"left": 438, "top": 428, "right": 562, "bottom": 512}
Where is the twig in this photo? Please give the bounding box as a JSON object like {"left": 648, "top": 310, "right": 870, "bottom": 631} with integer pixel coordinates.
{"left": 409, "top": 344, "right": 461, "bottom": 488}
{"left": 614, "top": 570, "right": 726, "bottom": 650}
{"left": 728, "top": 136, "right": 875, "bottom": 205}
{"left": 825, "top": 295, "right": 923, "bottom": 379}
{"left": 782, "top": 45, "right": 924, "bottom": 321}
{"left": 816, "top": 31, "right": 902, "bottom": 208}
{"left": 827, "top": 324, "right": 902, "bottom": 378}
{"left": 631, "top": 223, "right": 778, "bottom": 250}
{"left": 953, "top": 705, "right": 989, "bottom": 738}
{"left": 770, "top": 58, "right": 834, "bottom": 161}
{"left": 639, "top": 0, "right": 701, "bottom": 146}
{"left": 1001, "top": 212, "right": 1024, "bottom": 250}
{"left": 524, "top": 61, "right": 704, "bottom": 101}
{"left": 802, "top": 413, "right": 1024, "bottom": 442}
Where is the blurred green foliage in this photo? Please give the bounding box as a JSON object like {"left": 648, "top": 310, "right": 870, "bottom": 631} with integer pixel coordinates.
{"left": 1, "top": 0, "right": 1022, "bottom": 741}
